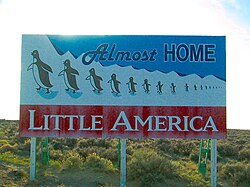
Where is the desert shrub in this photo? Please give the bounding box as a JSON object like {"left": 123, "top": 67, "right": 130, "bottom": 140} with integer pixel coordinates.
{"left": 156, "top": 139, "right": 197, "bottom": 157}
{"left": 189, "top": 151, "right": 199, "bottom": 163}
{"left": 127, "top": 148, "right": 179, "bottom": 186}
{"left": 0, "top": 139, "right": 9, "bottom": 145}
{"left": 218, "top": 143, "right": 239, "bottom": 158}
{"left": 62, "top": 151, "right": 84, "bottom": 169}
{"left": 0, "top": 143, "right": 16, "bottom": 153}
{"left": 221, "top": 161, "right": 250, "bottom": 186}
{"left": 0, "top": 151, "right": 29, "bottom": 166}
{"left": 50, "top": 149, "right": 64, "bottom": 162}
{"left": 77, "top": 139, "right": 91, "bottom": 148}
{"left": 51, "top": 140, "right": 64, "bottom": 150}
{"left": 77, "top": 139, "right": 110, "bottom": 148}
{"left": 173, "top": 141, "right": 196, "bottom": 156}
{"left": 238, "top": 148, "right": 250, "bottom": 161}
{"left": 65, "top": 138, "right": 77, "bottom": 148}
{"left": 99, "top": 148, "right": 118, "bottom": 163}
{"left": 76, "top": 146, "right": 105, "bottom": 159}
{"left": 7, "top": 168, "right": 28, "bottom": 181}
{"left": 14, "top": 139, "right": 31, "bottom": 156}
{"left": 83, "top": 153, "right": 117, "bottom": 173}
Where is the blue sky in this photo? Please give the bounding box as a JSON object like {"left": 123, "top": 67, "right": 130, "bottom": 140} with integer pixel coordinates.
{"left": 222, "top": 0, "right": 250, "bottom": 23}
{"left": 0, "top": 0, "right": 249, "bottom": 129}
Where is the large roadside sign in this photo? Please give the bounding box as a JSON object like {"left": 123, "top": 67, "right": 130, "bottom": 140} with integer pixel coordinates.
{"left": 20, "top": 35, "right": 226, "bottom": 139}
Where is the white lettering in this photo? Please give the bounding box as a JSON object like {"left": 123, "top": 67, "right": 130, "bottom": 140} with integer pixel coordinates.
{"left": 43, "top": 115, "right": 50, "bottom": 130}
{"left": 91, "top": 115, "right": 103, "bottom": 130}
{"left": 203, "top": 116, "right": 218, "bottom": 132}
{"left": 28, "top": 110, "right": 43, "bottom": 130}
{"left": 65, "top": 115, "right": 78, "bottom": 131}
{"left": 111, "top": 111, "right": 133, "bottom": 131}
{"left": 168, "top": 116, "right": 182, "bottom": 131}
{"left": 155, "top": 116, "right": 167, "bottom": 131}
{"left": 79, "top": 115, "right": 90, "bottom": 130}
{"left": 183, "top": 116, "right": 189, "bottom": 131}
{"left": 50, "top": 115, "right": 65, "bottom": 130}
{"left": 134, "top": 116, "right": 153, "bottom": 131}
{"left": 190, "top": 116, "right": 203, "bottom": 132}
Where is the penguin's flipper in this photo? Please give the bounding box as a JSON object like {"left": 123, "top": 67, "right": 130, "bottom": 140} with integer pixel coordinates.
{"left": 85, "top": 75, "right": 91, "bottom": 80}
{"left": 97, "top": 75, "right": 103, "bottom": 81}
{"left": 107, "top": 80, "right": 111, "bottom": 83}
{"left": 27, "top": 63, "right": 34, "bottom": 71}
{"left": 58, "top": 70, "right": 64, "bottom": 76}
{"left": 71, "top": 68, "right": 79, "bottom": 75}
{"left": 42, "top": 63, "right": 53, "bottom": 73}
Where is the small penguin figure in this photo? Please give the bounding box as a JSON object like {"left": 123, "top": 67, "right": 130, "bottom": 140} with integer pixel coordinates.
{"left": 185, "top": 83, "right": 189, "bottom": 92}
{"left": 58, "top": 59, "right": 79, "bottom": 93}
{"left": 194, "top": 85, "right": 198, "bottom": 91}
{"left": 107, "top": 73, "right": 121, "bottom": 95}
{"left": 170, "top": 83, "right": 176, "bottom": 94}
{"left": 27, "top": 50, "right": 53, "bottom": 93}
{"left": 126, "top": 77, "right": 137, "bottom": 94}
{"left": 86, "top": 68, "right": 103, "bottom": 93}
{"left": 142, "top": 79, "right": 151, "bottom": 93}
{"left": 156, "top": 81, "right": 163, "bottom": 94}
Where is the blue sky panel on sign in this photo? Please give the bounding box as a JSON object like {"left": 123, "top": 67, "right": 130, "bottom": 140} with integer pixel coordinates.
{"left": 48, "top": 35, "right": 226, "bottom": 81}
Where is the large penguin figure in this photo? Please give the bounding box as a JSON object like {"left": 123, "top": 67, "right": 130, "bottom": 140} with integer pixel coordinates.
{"left": 107, "top": 73, "right": 121, "bottom": 95}
{"left": 27, "top": 50, "right": 53, "bottom": 93}
{"left": 58, "top": 59, "right": 79, "bottom": 93}
{"left": 126, "top": 77, "right": 137, "bottom": 94}
{"left": 142, "top": 79, "right": 151, "bottom": 93}
{"left": 86, "top": 68, "right": 103, "bottom": 93}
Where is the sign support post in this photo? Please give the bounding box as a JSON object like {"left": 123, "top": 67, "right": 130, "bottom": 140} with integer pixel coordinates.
{"left": 118, "top": 138, "right": 121, "bottom": 169}
{"left": 30, "top": 137, "right": 37, "bottom": 180}
{"left": 211, "top": 139, "right": 217, "bottom": 187}
{"left": 120, "top": 139, "right": 126, "bottom": 187}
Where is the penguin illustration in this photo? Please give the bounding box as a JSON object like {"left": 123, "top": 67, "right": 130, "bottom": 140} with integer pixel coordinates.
{"left": 126, "top": 77, "right": 137, "bottom": 94}
{"left": 156, "top": 81, "right": 163, "bottom": 94}
{"left": 27, "top": 50, "right": 53, "bottom": 93}
{"left": 86, "top": 68, "right": 103, "bottom": 93}
{"left": 170, "top": 83, "right": 176, "bottom": 93}
{"left": 107, "top": 73, "right": 121, "bottom": 95}
{"left": 185, "top": 83, "right": 189, "bottom": 92}
{"left": 194, "top": 84, "right": 198, "bottom": 91}
{"left": 58, "top": 59, "right": 79, "bottom": 93}
{"left": 142, "top": 79, "right": 151, "bottom": 93}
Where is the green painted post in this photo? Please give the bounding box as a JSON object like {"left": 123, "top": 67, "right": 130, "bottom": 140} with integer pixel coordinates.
{"left": 198, "top": 139, "right": 211, "bottom": 177}
{"left": 41, "top": 137, "right": 49, "bottom": 165}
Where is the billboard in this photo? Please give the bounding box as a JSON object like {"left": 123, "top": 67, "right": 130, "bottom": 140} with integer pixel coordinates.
{"left": 20, "top": 35, "right": 226, "bottom": 138}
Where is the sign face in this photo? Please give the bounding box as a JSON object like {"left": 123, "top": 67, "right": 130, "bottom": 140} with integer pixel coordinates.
{"left": 20, "top": 35, "right": 226, "bottom": 139}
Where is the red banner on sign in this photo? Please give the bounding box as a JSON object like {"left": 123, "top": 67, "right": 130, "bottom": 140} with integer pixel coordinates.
{"left": 20, "top": 105, "right": 226, "bottom": 139}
